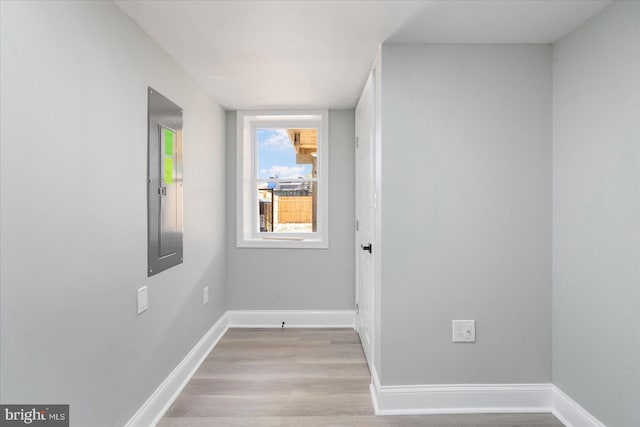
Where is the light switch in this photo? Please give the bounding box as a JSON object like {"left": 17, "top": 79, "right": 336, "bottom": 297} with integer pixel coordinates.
{"left": 137, "top": 286, "right": 148, "bottom": 315}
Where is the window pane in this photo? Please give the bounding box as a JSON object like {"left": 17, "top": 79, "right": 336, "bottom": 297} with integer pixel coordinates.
{"left": 257, "top": 181, "right": 317, "bottom": 233}
{"left": 257, "top": 128, "right": 317, "bottom": 179}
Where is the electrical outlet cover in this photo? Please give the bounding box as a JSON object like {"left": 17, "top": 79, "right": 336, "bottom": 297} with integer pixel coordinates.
{"left": 452, "top": 320, "right": 475, "bottom": 343}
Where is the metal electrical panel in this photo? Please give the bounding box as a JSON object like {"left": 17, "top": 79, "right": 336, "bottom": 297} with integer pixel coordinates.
{"left": 148, "top": 87, "right": 183, "bottom": 276}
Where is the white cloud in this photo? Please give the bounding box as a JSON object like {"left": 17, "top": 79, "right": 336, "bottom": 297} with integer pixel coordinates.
{"left": 261, "top": 129, "right": 292, "bottom": 151}
{"left": 269, "top": 165, "right": 306, "bottom": 179}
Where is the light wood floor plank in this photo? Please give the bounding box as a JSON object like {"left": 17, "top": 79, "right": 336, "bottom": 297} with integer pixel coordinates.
{"left": 193, "top": 361, "right": 370, "bottom": 380}
{"left": 362, "top": 413, "right": 564, "bottom": 427}
{"left": 159, "top": 328, "right": 564, "bottom": 426}
{"left": 158, "top": 414, "right": 564, "bottom": 427}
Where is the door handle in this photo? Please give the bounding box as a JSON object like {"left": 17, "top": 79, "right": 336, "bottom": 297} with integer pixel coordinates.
{"left": 361, "top": 243, "right": 372, "bottom": 253}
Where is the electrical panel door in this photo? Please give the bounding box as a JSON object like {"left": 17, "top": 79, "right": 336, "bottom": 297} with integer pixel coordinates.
{"left": 147, "top": 87, "right": 183, "bottom": 276}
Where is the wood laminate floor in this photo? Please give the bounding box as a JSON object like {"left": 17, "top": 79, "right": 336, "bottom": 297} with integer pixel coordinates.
{"left": 159, "top": 328, "right": 564, "bottom": 427}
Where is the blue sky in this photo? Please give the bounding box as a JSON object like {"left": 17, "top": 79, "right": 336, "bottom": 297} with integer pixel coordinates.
{"left": 257, "top": 129, "right": 312, "bottom": 179}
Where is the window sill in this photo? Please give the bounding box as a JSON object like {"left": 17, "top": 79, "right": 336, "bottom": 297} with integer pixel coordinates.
{"left": 237, "top": 237, "right": 328, "bottom": 249}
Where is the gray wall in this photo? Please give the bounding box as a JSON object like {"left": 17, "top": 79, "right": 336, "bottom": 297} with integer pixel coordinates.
{"left": 379, "top": 44, "right": 552, "bottom": 384}
{"left": 552, "top": 2, "right": 640, "bottom": 426}
{"left": 0, "top": 2, "right": 227, "bottom": 426}
{"left": 226, "top": 110, "right": 355, "bottom": 310}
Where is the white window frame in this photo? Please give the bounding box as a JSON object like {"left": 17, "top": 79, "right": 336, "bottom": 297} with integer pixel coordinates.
{"left": 236, "top": 110, "right": 329, "bottom": 248}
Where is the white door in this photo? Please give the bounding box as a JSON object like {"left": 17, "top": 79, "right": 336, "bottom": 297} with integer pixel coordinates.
{"left": 355, "top": 72, "right": 375, "bottom": 367}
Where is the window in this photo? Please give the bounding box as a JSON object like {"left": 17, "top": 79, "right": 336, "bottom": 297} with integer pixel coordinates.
{"left": 237, "top": 110, "right": 329, "bottom": 248}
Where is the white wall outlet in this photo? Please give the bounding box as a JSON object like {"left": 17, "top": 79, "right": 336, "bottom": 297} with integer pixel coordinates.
{"left": 137, "top": 286, "right": 148, "bottom": 315}
{"left": 452, "top": 320, "right": 475, "bottom": 343}
{"left": 203, "top": 286, "right": 209, "bottom": 305}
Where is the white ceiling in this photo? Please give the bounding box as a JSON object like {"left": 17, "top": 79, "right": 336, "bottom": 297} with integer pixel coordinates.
{"left": 115, "top": 0, "right": 611, "bottom": 110}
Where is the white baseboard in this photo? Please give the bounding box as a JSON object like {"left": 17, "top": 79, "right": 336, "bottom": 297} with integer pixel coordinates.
{"left": 124, "top": 312, "right": 230, "bottom": 427}
{"left": 370, "top": 368, "right": 607, "bottom": 426}
{"left": 227, "top": 309, "right": 356, "bottom": 328}
{"left": 552, "top": 386, "right": 605, "bottom": 427}
{"left": 370, "top": 366, "right": 552, "bottom": 415}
